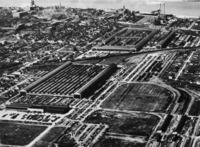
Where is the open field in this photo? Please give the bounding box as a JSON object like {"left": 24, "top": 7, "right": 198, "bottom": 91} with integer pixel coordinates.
{"left": 0, "top": 121, "right": 47, "bottom": 146}
{"left": 101, "top": 83, "right": 175, "bottom": 113}
{"left": 85, "top": 110, "right": 160, "bottom": 137}
{"left": 33, "top": 127, "right": 65, "bottom": 147}
{"left": 94, "top": 136, "right": 146, "bottom": 147}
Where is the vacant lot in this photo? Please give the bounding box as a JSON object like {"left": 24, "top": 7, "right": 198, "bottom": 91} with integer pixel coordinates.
{"left": 85, "top": 110, "right": 160, "bottom": 137}
{"left": 0, "top": 121, "right": 47, "bottom": 146}
{"left": 101, "top": 83, "right": 175, "bottom": 113}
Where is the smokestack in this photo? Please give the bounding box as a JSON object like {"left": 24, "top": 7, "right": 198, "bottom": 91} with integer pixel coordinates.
{"left": 160, "top": 3, "right": 161, "bottom": 11}
{"left": 31, "top": 0, "right": 35, "bottom": 7}
{"left": 164, "top": 3, "right": 165, "bottom": 16}
{"left": 159, "top": 3, "right": 162, "bottom": 17}
{"left": 123, "top": 5, "right": 125, "bottom": 17}
{"left": 164, "top": 3, "right": 166, "bottom": 22}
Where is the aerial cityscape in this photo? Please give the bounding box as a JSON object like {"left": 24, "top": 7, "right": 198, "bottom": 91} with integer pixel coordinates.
{"left": 0, "top": 0, "right": 200, "bottom": 147}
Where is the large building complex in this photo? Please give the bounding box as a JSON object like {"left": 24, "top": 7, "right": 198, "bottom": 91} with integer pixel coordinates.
{"left": 0, "top": 1, "right": 200, "bottom": 147}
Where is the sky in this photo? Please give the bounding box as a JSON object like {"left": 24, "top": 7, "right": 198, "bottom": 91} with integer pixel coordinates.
{"left": 0, "top": 0, "right": 200, "bottom": 17}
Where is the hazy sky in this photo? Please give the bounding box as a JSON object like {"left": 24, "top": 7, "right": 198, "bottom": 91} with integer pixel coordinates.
{"left": 0, "top": 0, "right": 198, "bottom": 7}
{"left": 0, "top": 0, "right": 200, "bottom": 17}
{"left": 0, "top": 0, "right": 199, "bottom": 7}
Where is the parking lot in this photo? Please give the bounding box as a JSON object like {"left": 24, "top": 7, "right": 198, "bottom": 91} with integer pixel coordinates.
{"left": 0, "top": 110, "right": 62, "bottom": 124}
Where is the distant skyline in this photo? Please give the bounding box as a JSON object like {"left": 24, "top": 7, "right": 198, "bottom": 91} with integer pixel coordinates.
{"left": 0, "top": 0, "right": 200, "bottom": 17}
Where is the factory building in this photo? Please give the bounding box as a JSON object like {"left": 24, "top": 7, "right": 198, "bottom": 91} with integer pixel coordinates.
{"left": 6, "top": 104, "right": 71, "bottom": 114}
{"left": 157, "top": 30, "right": 175, "bottom": 49}
{"left": 24, "top": 61, "right": 72, "bottom": 92}
{"left": 74, "top": 63, "right": 118, "bottom": 99}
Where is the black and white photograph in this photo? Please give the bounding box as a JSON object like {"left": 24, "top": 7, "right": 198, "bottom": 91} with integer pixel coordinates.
{"left": 0, "top": 0, "right": 200, "bottom": 147}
